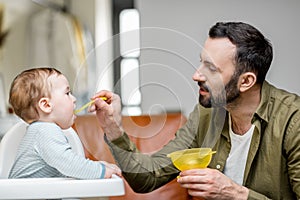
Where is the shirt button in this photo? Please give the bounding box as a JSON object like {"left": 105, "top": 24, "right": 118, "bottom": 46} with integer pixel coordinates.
{"left": 216, "top": 164, "right": 221, "bottom": 169}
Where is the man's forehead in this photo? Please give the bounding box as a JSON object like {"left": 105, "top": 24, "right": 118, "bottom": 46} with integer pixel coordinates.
{"left": 201, "top": 38, "right": 236, "bottom": 61}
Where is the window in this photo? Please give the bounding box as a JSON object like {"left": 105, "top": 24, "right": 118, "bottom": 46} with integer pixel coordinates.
{"left": 119, "top": 9, "right": 141, "bottom": 115}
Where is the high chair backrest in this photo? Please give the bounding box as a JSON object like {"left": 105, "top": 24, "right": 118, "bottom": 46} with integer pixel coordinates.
{"left": 0, "top": 121, "right": 28, "bottom": 178}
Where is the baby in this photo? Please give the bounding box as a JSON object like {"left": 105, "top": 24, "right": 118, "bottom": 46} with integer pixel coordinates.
{"left": 8, "top": 67, "right": 121, "bottom": 179}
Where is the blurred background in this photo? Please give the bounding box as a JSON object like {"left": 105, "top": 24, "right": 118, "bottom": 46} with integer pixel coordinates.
{"left": 0, "top": 0, "right": 300, "bottom": 135}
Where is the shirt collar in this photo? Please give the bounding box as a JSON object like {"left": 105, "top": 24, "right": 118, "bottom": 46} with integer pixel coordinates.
{"left": 253, "top": 81, "right": 273, "bottom": 124}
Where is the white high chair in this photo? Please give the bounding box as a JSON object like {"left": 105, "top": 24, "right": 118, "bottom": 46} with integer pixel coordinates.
{"left": 0, "top": 121, "right": 124, "bottom": 199}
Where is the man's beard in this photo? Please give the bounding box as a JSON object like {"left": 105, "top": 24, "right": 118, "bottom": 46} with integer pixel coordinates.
{"left": 199, "top": 73, "right": 240, "bottom": 108}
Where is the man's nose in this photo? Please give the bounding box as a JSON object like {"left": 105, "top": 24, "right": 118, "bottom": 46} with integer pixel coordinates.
{"left": 192, "top": 66, "right": 207, "bottom": 82}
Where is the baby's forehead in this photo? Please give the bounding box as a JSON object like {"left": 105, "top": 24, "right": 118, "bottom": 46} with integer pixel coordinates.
{"left": 48, "top": 74, "right": 70, "bottom": 88}
{"left": 48, "top": 73, "right": 66, "bottom": 81}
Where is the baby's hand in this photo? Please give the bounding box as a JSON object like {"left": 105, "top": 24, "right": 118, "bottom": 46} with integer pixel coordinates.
{"left": 100, "top": 161, "right": 122, "bottom": 178}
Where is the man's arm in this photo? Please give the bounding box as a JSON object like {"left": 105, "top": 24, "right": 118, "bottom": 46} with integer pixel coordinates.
{"left": 89, "top": 91, "right": 203, "bottom": 192}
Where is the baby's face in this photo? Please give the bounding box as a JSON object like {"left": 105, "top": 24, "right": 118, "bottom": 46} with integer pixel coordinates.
{"left": 48, "top": 74, "right": 77, "bottom": 129}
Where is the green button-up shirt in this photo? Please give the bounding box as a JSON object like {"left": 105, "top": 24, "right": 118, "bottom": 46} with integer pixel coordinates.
{"left": 107, "top": 81, "right": 300, "bottom": 199}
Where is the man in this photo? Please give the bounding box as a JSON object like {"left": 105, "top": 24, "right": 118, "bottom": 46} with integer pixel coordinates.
{"left": 89, "top": 22, "right": 300, "bottom": 199}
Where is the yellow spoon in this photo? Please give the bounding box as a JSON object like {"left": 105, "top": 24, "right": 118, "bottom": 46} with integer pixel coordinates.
{"left": 74, "top": 97, "right": 107, "bottom": 114}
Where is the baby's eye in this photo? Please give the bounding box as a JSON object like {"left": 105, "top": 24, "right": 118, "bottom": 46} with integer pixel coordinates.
{"left": 66, "top": 91, "right": 72, "bottom": 95}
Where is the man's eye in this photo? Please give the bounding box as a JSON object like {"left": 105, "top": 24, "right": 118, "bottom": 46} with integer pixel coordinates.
{"left": 204, "top": 62, "right": 217, "bottom": 72}
{"left": 208, "top": 65, "right": 218, "bottom": 72}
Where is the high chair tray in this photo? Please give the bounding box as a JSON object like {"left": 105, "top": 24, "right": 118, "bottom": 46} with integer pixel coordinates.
{"left": 0, "top": 175, "right": 124, "bottom": 199}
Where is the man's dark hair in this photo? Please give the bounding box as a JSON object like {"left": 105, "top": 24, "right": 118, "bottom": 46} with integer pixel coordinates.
{"left": 209, "top": 22, "right": 273, "bottom": 84}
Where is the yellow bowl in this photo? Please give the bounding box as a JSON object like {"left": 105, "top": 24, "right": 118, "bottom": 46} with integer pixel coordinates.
{"left": 167, "top": 148, "right": 216, "bottom": 171}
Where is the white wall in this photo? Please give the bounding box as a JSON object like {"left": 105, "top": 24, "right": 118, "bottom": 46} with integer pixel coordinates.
{"left": 135, "top": 0, "right": 300, "bottom": 116}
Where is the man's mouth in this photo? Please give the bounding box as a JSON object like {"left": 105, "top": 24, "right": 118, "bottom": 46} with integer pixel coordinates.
{"left": 200, "top": 86, "right": 207, "bottom": 92}
{"left": 198, "top": 82, "right": 209, "bottom": 94}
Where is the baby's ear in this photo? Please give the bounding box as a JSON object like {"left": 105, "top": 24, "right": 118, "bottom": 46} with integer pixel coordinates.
{"left": 38, "top": 97, "right": 52, "bottom": 113}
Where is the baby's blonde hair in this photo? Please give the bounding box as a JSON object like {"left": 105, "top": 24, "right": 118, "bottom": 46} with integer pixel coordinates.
{"left": 9, "top": 67, "right": 62, "bottom": 123}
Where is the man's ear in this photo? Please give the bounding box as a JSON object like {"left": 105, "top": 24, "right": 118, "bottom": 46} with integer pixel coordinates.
{"left": 239, "top": 72, "right": 257, "bottom": 93}
{"left": 38, "top": 97, "right": 52, "bottom": 113}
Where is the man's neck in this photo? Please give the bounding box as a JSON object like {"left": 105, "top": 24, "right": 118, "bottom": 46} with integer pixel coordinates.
{"left": 226, "top": 84, "right": 261, "bottom": 135}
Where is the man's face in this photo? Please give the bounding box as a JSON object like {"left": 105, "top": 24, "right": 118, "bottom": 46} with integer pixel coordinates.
{"left": 193, "top": 37, "right": 239, "bottom": 108}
